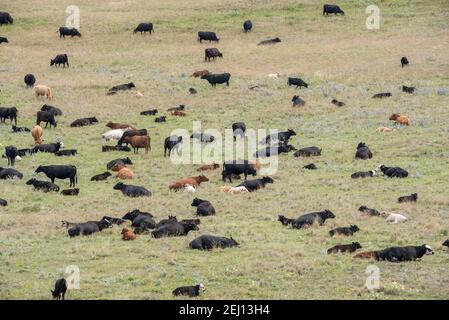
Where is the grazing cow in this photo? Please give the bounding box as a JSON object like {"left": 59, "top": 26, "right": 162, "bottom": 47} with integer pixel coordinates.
{"left": 232, "top": 122, "right": 246, "bottom": 140}
{"left": 118, "top": 129, "right": 147, "bottom": 146}
{"left": 189, "top": 87, "right": 197, "bottom": 94}
{"left": 121, "top": 228, "right": 136, "bottom": 240}
{"left": 189, "top": 235, "right": 239, "bottom": 250}
{"left": 261, "top": 129, "right": 296, "bottom": 145}
{"left": 198, "top": 31, "right": 220, "bottom": 43}
{"left": 151, "top": 221, "right": 199, "bottom": 238}
{"left": 197, "top": 163, "right": 219, "bottom": 171}
{"left": 51, "top": 279, "right": 67, "bottom": 300}
{"left": 288, "top": 77, "right": 308, "bottom": 89}
{"left": 55, "top": 149, "right": 77, "bottom": 157}
{"left": 222, "top": 160, "right": 257, "bottom": 182}
{"left": 26, "top": 178, "right": 60, "bottom": 192}
{"left": 108, "top": 82, "right": 135, "bottom": 94}
{"left": 0, "top": 36, "right": 8, "bottom": 44}
{"left": 243, "top": 20, "right": 252, "bottom": 32}
{"left": 191, "top": 133, "right": 214, "bottom": 143}
{"left": 164, "top": 135, "right": 183, "bottom": 157}
{"left": 102, "top": 129, "right": 128, "bottom": 142}
{"left": 169, "top": 175, "right": 209, "bottom": 191}
{"left": 402, "top": 85, "right": 415, "bottom": 94}
{"left": 32, "top": 141, "right": 64, "bottom": 154}
{"left": 292, "top": 95, "right": 306, "bottom": 107}
{"left": 258, "top": 37, "right": 281, "bottom": 45}
{"left": 331, "top": 99, "right": 345, "bottom": 107}
{"left": 24, "top": 74, "right": 36, "bottom": 88}
{"left": 355, "top": 142, "right": 373, "bottom": 160}
{"left": 122, "top": 209, "right": 156, "bottom": 230}
{"left": 34, "top": 85, "right": 53, "bottom": 99}
{"left": 0, "top": 167, "right": 23, "bottom": 179}
{"left": 155, "top": 116, "right": 166, "bottom": 123}
{"left": 382, "top": 212, "right": 407, "bottom": 223}
{"left": 61, "top": 188, "right": 79, "bottom": 196}
{"left": 358, "top": 206, "right": 381, "bottom": 217}
{"left": 0, "top": 107, "right": 18, "bottom": 125}
{"left": 5, "top": 146, "right": 18, "bottom": 166}
{"left": 58, "top": 27, "right": 81, "bottom": 38}
{"left": 328, "top": 242, "right": 362, "bottom": 254}
{"left": 376, "top": 245, "right": 433, "bottom": 262}
{"left": 101, "top": 145, "right": 131, "bottom": 152}
{"left": 0, "top": 12, "right": 13, "bottom": 25}
{"left": 389, "top": 113, "right": 410, "bottom": 126}
{"left": 205, "top": 48, "right": 223, "bottom": 62}
{"left": 106, "top": 122, "right": 134, "bottom": 130}
{"left": 0, "top": 198, "right": 7, "bottom": 206}
{"left": 398, "top": 193, "right": 418, "bottom": 203}
{"left": 68, "top": 219, "right": 112, "bottom": 237}
{"left": 113, "top": 182, "right": 151, "bottom": 197}
{"left": 117, "top": 167, "right": 133, "bottom": 179}
{"left": 134, "top": 22, "right": 153, "bottom": 34}
{"left": 50, "top": 54, "right": 69, "bottom": 68}
{"left": 228, "top": 186, "right": 249, "bottom": 194}
{"left": 31, "top": 125, "right": 43, "bottom": 145}
{"left": 140, "top": 109, "right": 158, "bottom": 116}
{"left": 377, "top": 126, "right": 394, "bottom": 133}
{"left": 303, "top": 163, "right": 317, "bottom": 170}
{"left": 329, "top": 225, "right": 359, "bottom": 237}
{"left": 351, "top": 170, "right": 375, "bottom": 179}
{"left": 12, "top": 125, "right": 30, "bottom": 133}
{"left": 36, "top": 111, "right": 57, "bottom": 128}
{"left": 379, "top": 165, "right": 408, "bottom": 178}
{"left": 36, "top": 165, "right": 77, "bottom": 187}
{"left": 372, "top": 92, "right": 392, "bottom": 99}
{"left": 401, "top": 56, "right": 409, "bottom": 68}
{"left": 91, "top": 172, "right": 111, "bottom": 181}
{"left": 237, "top": 176, "right": 274, "bottom": 192}
{"left": 201, "top": 73, "right": 231, "bottom": 87}
{"left": 323, "top": 4, "right": 345, "bottom": 15}
{"left": 122, "top": 135, "right": 151, "bottom": 154}
{"left": 106, "top": 157, "right": 132, "bottom": 170}
{"left": 442, "top": 240, "right": 449, "bottom": 248}
{"left": 191, "top": 70, "right": 211, "bottom": 78}
{"left": 41, "top": 104, "right": 63, "bottom": 116}
{"left": 71, "top": 117, "right": 98, "bottom": 127}
{"left": 280, "top": 210, "right": 336, "bottom": 229}
{"left": 294, "top": 146, "right": 321, "bottom": 157}
{"left": 191, "top": 198, "right": 215, "bottom": 216}
{"left": 173, "top": 284, "right": 205, "bottom": 297}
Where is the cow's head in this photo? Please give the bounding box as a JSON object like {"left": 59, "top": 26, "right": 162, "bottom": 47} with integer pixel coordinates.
{"left": 124, "top": 157, "right": 133, "bottom": 165}
{"left": 35, "top": 166, "right": 43, "bottom": 174}
{"left": 113, "top": 182, "right": 125, "bottom": 190}
{"left": 191, "top": 198, "right": 205, "bottom": 207}
{"left": 357, "top": 142, "right": 366, "bottom": 149}
{"left": 184, "top": 222, "right": 199, "bottom": 232}
{"left": 50, "top": 59, "right": 55, "bottom": 66}
{"left": 423, "top": 245, "right": 434, "bottom": 255}
{"left": 26, "top": 178, "right": 36, "bottom": 185}
{"left": 229, "top": 237, "right": 239, "bottom": 247}
{"left": 350, "top": 225, "right": 360, "bottom": 232}
{"left": 128, "top": 82, "right": 135, "bottom": 88}
{"left": 352, "top": 242, "right": 362, "bottom": 250}
{"left": 262, "top": 176, "right": 274, "bottom": 184}
{"left": 197, "top": 175, "right": 209, "bottom": 183}
{"left": 323, "top": 210, "right": 336, "bottom": 219}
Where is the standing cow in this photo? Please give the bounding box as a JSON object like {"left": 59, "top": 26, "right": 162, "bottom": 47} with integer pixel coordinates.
{"left": 58, "top": 27, "right": 81, "bottom": 38}
{"left": 50, "top": 54, "right": 69, "bottom": 68}
{"left": 323, "top": 4, "right": 345, "bottom": 15}
{"left": 205, "top": 48, "right": 223, "bottom": 62}
{"left": 198, "top": 31, "right": 220, "bottom": 43}
{"left": 35, "top": 165, "right": 77, "bottom": 187}
{"left": 243, "top": 20, "right": 252, "bottom": 32}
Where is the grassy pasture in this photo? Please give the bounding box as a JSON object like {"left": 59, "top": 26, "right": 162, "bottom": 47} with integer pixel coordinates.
{"left": 0, "top": 0, "right": 449, "bottom": 299}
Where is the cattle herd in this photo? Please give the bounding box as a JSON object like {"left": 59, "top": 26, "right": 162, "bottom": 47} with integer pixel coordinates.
{"left": 0, "top": 3, "right": 447, "bottom": 300}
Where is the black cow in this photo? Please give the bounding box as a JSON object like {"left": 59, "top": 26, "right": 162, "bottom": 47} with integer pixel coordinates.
{"left": 140, "top": 109, "right": 158, "bottom": 116}
{"left": 0, "top": 167, "right": 23, "bottom": 180}
{"left": 173, "top": 284, "right": 205, "bottom": 297}
{"left": 292, "top": 95, "right": 306, "bottom": 107}
{"left": 255, "top": 144, "right": 294, "bottom": 158}
{"left": 155, "top": 116, "right": 166, "bottom": 123}
{"left": 0, "top": 107, "right": 18, "bottom": 125}
{"left": 36, "top": 111, "right": 57, "bottom": 128}
{"left": 18, "top": 149, "right": 32, "bottom": 157}
{"left": 323, "top": 4, "right": 345, "bottom": 15}
{"left": 258, "top": 37, "right": 281, "bottom": 45}
{"left": 222, "top": 160, "right": 257, "bottom": 182}
{"left": 0, "top": 198, "right": 7, "bottom": 206}
{"left": 91, "top": 172, "right": 111, "bottom": 181}
{"left": 12, "top": 125, "right": 30, "bottom": 132}
{"left": 167, "top": 105, "right": 185, "bottom": 112}
{"left": 122, "top": 209, "right": 156, "bottom": 230}
{"left": 32, "top": 142, "right": 64, "bottom": 154}
{"left": 442, "top": 240, "right": 449, "bottom": 248}
{"left": 351, "top": 170, "right": 375, "bottom": 179}
{"left": 26, "top": 178, "right": 60, "bottom": 192}
{"left": 0, "top": 12, "right": 13, "bottom": 25}
{"left": 191, "top": 198, "right": 215, "bottom": 216}
{"left": 106, "top": 157, "right": 133, "bottom": 170}
{"left": 50, "top": 54, "right": 69, "bottom": 68}
{"left": 101, "top": 216, "right": 126, "bottom": 225}
{"left": 358, "top": 206, "right": 381, "bottom": 217}
{"left": 243, "top": 20, "right": 252, "bottom": 32}
{"left": 134, "top": 23, "right": 153, "bottom": 34}
{"left": 189, "top": 235, "right": 239, "bottom": 250}
{"left": 35, "top": 165, "right": 77, "bottom": 187}
{"left": 151, "top": 220, "right": 198, "bottom": 238}
{"left": 70, "top": 117, "right": 98, "bottom": 127}
{"left": 288, "top": 77, "right": 308, "bottom": 89}
{"left": 205, "top": 48, "right": 223, "bottom": 62}
{"left": 51, "top": 278, "right": 67, "bottom": 300}
{"left": 303, "top": 163, "right": 317, "bottom": 170}
{"left": 237, "top": 176, "right": 274, "bottom": 192}
{"left": 379, "top": 165, "right": 408, "bottom": 178}
{"left": 232, "top": 122, "right": 246, "bottom": 140}
{"left": 108, "top": 82, "right": 135, "bottom": 94}
{"left": 402, "top": 85, "right": 415, "bottom": 94}
{"left": 41, "top": 104, "right": 63, "bottom": 116}
{"left": 355, "top": 142, "right": 373, "bottom": 160}
{"left": 280, "top": 210, "right": 335, "bottom": 229}
{"left": 191, "top": 132, "right": 215, "bottom": 143}
{"left": 5, "top": 146, "right": 18, "bottom": 167}
{"left": 198, "top": 31, "right": 219, "bottom": 43}
{"left": 261, "top": 129, "right": 296, "bottom": 145}
{"left": 0, "top": 36, "right": 8, "bottom": 44}
{"left": 55, "top": 149, "right": 77, "bottom": 157}
{"left": 117, "top": 129, "right": 147, "bottom": 146}
{"left": 58, "top": 27, "right": 81, "bottom": 38}
{"left": 372, "top": 92, "right": 392, "bottom": 99}
{"left": 398, "top": 193, "right": 418, "bottom": 203}
{"left": 201, "top": 73, "right": 231, "bottom": 87}
{"left": 164, "top": 135, "right": 183, "bottom": 157}
{"left": 376, "top": 245, "right": 433, "bottom": 262}
{"left": 189, "top": 87, "right": 197, "bottom": 94}
{"left": 113, "top": 182, "right": 151, "bottom": 197}
{"left": 331, "top": 99, "right": 345, "bottom": 107}
{"left": 329, "top": 225, "right": 359, "bottom": 237}
{"left": 101, "top": 145, "right": 131, "bottom": 152}
{"left": 61, "top": 188, "right": 79, "bottom": 196}
{"left": 294, "top": 146, "right": 321, "bottom": 157}
{"left": 68, "top": 219, "right": 112, "bottom": 237}
{"left": 24, "top": 74, "right": 36, "bottom": 88}
{"left": 327, "top": 242, "right": 362, "bottom": 254}
{"left": 401, "top": 56, "right": 409, "bottom": 68}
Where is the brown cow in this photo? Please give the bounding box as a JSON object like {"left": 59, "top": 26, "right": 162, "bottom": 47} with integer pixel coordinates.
{"left": 169, "top": 175, "right": 209, "bottom": 191}
{"left": 197, "top": 163, "right": 219, "bottom": 172}
{"left": 191, "top": 70, "right": 211, "bottom": 78}
{"left": 121, "top": 228, "right": 136, "bottom": 240}
{"left": 117, "top": 167, "right": 134, "bottom": 179}
{"left": 106, "top": 122, "right": 135, "bottom": 130}
{"left": 34, "top": 85, "right": 53, "bottom": 99}
{"left": 353, "top": 251, "right": 378, "bottom": 260}
{"left": 31, "top": 125, "right": 43, "bottom": 145}
{"left": 111, "top": 163, "right": 126, "bottom": 172}
{"left": 389, "top": 114, "right": 410, "bottom": 126}
{"left": 170, "top": 110, "right": 186, "bottom": 117}
{"left": 122, "top": 135, "right": 151, "bottom": 154}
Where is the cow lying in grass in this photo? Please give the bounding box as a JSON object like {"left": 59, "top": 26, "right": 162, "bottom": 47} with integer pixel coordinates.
{"left": 358, "top": 206, "right": 381, "bottom": 217}
{"left": 329, "top": 225, "right": 359, "bottom": 237}
{"left": 151, "top": 220, "right": 199, "bottom": 238}
{"left": 91, "top": 172, "right": 111, "bottom": 181}
{"left": 398, "top": 193, "right": 417, "bottom": 203}
{"left": 189, "top": 235, "right": 239, "bottom": 250}
{"left": 26, "top": 178, "right": 59, "bottom": 192}
{"left": 237, "top": 176, "right": 273, "bottom": 192}
{"left": 354, "top": 245, "right": 433, "bottom": 262}
{"left": 121, "top": 228, "right": 136, "bottom": 240}
{"left": 278, "top": 210, "right": 335, "bottom": 229}
{"left": 173, "top": 284, "right": 205, "bottom": 297}
{"left": 169, "top": 175, "right": 209, "bottom": 191}
{"left": 68, "top": 218, "right": 112, "bottom": 237}
{"left": 114, "top": 183, "right": 151, "bottom": 197}
{"left": 122, "top": 209, "right": 156, "bottom": 232}
{"left": 327, "top": 242, "right": 362, "bottom": 254}
{"left": 191, "top": 198, "right": 215, "bottom": 216}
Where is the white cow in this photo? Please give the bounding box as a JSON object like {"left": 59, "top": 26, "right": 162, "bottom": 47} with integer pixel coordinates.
{"left": 102, "top": 128, "right": 128, "bottom": 141}
{"left": 382, "top": 212, "right": 408, "bottom": 223}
